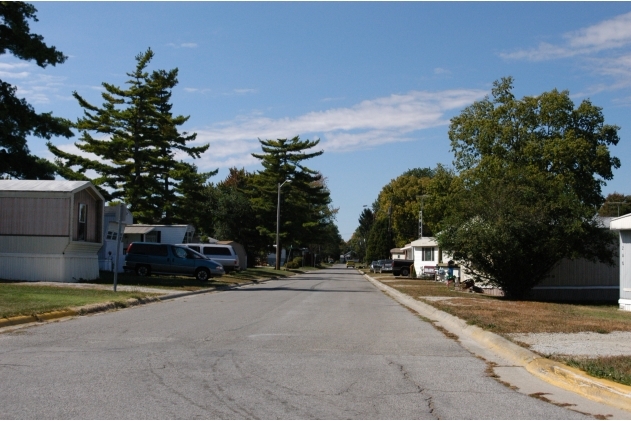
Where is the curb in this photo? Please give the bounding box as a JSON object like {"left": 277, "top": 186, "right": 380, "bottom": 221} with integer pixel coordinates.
{"left": 0, "top": 279, "right": 267, "bottom": 330}
{"left": 363, "top": 273, "right": 631, "bottom": 413}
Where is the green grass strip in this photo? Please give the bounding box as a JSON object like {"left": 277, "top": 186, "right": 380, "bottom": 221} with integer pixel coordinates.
{"left": 0, "top": 284, "right": 151, "bottom": 319}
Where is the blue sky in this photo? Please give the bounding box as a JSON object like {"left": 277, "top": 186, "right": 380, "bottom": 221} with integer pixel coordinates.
{"left": 4, "top": 2, "right": 631, "bottom": 240}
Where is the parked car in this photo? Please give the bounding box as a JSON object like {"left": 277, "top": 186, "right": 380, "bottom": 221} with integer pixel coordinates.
{"left": 178, "top": 243, "right": 239, "bottom": 273}
{"left": 346, "top": 260, "right": 356, "bottom": 268}
{"left": 381, "top": 259, "right": 393, "bottom": 272}
{"left": 370, "top": 261, "right": 382, "bottom": 273}
{"left": 124, "top": 242, "right": 224, "bottom": 281}
{"left": 392, "top": 259, "right": 415, "bottom": 277}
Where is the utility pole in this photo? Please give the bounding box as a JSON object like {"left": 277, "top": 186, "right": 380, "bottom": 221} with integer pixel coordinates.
{"left": 608, "top": 201, "right": 627, "bottom": 217}
{"left": 275, "top": 179, "right": 291, "bottom": 270}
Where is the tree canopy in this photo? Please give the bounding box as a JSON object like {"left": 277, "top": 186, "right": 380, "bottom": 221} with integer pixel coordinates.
{"left": 249, "top": 136, "right": 333, "bottom": 253}
{"left": 437, "top": 77, "right": 620, "bottom": 299}
{"left": 48, "top": 48, "right": 213, "bottom": 223}
{"left": 599, "top": 192, "right": 631, "bottom": 218}
{"left": 371, "top": 167, "right": 436, "bottom": 247}
{"left": 0, "top": 2, "right": 72, "bottom": 179}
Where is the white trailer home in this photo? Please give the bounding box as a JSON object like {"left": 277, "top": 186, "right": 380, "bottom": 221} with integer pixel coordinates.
{"left": 0, "top": 180, "right": 104, "bottom": 282}
{"left": 408, "top": 237, "right": 456, "bottom": 278}
{"left": 610, "top": 213, "right": 631, "bottom": 311}
{"left": 122, "top": 224, "right": 195, "bottom": 249}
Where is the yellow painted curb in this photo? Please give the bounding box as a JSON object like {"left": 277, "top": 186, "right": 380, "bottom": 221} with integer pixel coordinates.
{"left": 37, "top": 310, "right": 79, "bottom": 321}
{"left": 0, "top": 309, "right": 80, "bottom": 328}
{"left": 526, "top": 358, "right": 631, "bottom": 412}
{"left": 0, "top": 315, "right": 38, "bottom": 328}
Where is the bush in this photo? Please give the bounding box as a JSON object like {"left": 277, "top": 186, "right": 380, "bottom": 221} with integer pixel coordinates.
{"left": 286, "top": 261, "right": 300, "bottom": 269}
{"left": 292, "top": 257, "right": 303, "bottom": 266}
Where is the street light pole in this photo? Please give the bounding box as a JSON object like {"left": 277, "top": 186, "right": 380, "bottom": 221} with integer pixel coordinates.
{"left": 276, "top": 179, "right": 291, "bottom": 270}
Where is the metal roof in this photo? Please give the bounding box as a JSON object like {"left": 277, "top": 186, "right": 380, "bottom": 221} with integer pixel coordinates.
{"left": 410, "top": 237, "right": 439, "bottom": 247}
{"left": 0, "top": 180, "right": 93, "bottom": 193}
{"left": 124, "top": 226, "right": 156, "bottom": 234}
{"left": 611, "top": 213, "right": 631, "bottom": 230}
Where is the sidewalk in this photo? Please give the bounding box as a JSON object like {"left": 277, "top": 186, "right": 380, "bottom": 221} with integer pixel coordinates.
{"left": 363, "top": 272, "right": 631, "bottom": 418}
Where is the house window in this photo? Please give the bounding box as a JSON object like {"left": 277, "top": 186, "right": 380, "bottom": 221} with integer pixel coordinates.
{"left": 422, "top": 247, "right": 434, "bottom": 261}
{"left": 145, "top": 231, "right": 161, "bottom": 243}
{"left": 106, "top": 231, "right": 118, "bottom": 240}
{"left": 77, "top": 204, "right": 87, "bottom": 241}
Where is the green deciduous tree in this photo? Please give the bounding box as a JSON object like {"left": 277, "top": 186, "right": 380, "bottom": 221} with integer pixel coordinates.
{"left": 372, "top": 167, "right": 436, "bottom": 247}
{"left": 48, "top": 48, "right": 212, "bottom": 223}
{"left": 599, "top": 192, "right": 631, "bottom": 217}
{"left": 437, "top": 77, "right": 620, "bottom": 299}
{"left": 0, "top": 2, "right": 72, "bottom": 179}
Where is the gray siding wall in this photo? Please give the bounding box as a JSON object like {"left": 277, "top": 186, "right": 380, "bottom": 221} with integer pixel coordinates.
{"left": 0, "top": 236, "right": 69, "bottom": 254}
{"left": 0, "top": 197, "right": 70, "bottom": 236}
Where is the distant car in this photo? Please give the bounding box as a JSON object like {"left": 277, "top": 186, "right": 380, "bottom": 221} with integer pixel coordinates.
{"left": 381, "top": 259, "right": 393, "bottom": 272}
{"left": 346, "top": 260, "right": 356, "bottom": 268}
{"left": 370, "top": 261, "right": 382, "bottom": 273}
{"left": 124, "top": 242, "right": 224, "bottom": 281}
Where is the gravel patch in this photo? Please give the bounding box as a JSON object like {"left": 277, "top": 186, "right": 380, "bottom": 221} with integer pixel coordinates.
{"left": 509, "top": 331, "right": 631, "bottom": 358}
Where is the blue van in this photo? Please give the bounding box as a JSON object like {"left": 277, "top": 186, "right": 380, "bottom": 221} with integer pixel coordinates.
{"left": 124, "top": 242, "right": 224, "bottom": 281}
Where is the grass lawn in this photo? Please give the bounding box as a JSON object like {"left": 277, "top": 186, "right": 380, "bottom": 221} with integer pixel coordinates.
{"left": 0, "top": 284, "right": 153, "bottom": 319}
{"left": 364, "top": 270, "right": 631, "bottom": 387}
{"left": 0, "top": 265, "right": 322, "bottom": 319}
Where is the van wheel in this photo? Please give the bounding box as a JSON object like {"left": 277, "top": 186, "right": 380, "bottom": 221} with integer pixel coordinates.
{"left": 195, "top": 268, "right": 210, "bottom": 281}
{"left": 136, "top": 265, "right": 151, "bottom": 276}
{"left": 400, "top": 267, "right": 410, "bottom": 277}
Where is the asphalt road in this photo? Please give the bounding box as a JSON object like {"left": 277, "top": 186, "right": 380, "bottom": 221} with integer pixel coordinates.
{"left": 0, "top": 266, "right": 588, "bottom": 419}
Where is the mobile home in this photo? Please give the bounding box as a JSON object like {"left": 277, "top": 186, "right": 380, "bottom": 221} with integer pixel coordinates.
{"left": 0, "top": 180, "right": 104, "bottom": 282}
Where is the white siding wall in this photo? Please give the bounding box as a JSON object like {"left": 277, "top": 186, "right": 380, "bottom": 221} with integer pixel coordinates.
{"left": 0, "top": 241, "right": 100, "bottom": 282}
{"left": 0, "top": 253, "right": 99, "bottom": 282}
{"left": 0, "top": 236, "right": 69, "bottom": 254}
{"left": 621, "top": 231, "right": 631, "bottom": 311}
{"left": 159, "top": 228, "right": 190, "bottom": 244}
{"left": 412, "top": 246, "right": 440, "bottom": 276}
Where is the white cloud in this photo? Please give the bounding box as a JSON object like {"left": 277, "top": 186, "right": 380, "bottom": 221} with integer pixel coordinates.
{"left": 189, "top": 88, "right": 486, "bottom": 171}
{"left": 502, "top": 11, "right": 631, "bottom": 61}
{"left": 45, "top": 88, "right": 487, "bottom": 174}
{"left": 0, "top": 70, "right": 29, "bottom": 79}
{"left": 0, "top": 62, "right": 29, "bottom": 70}
{"left": 167, "top": 42, "right": 198, "bottom": 48}
{"left": 232, "top": 88, "right": 257, "bottom": 95}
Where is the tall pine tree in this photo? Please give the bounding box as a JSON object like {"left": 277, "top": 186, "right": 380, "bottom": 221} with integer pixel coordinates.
{"left": 250, "top": 136, "right": 332, "bottom": 253}
{"left": 48, "top": 48, "right": 211, "bottom": 223}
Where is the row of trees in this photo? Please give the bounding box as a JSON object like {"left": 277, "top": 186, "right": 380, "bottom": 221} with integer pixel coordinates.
{"left": 1, "top": 3, "right": 342, "bottom": 266}
{"left": 201, "top": 138, "right": 343, "bottom": 266}
{"left": 350, "top": 77, "right": 621, "bottom": 299}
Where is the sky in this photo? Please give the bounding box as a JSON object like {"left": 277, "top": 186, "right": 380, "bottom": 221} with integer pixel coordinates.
{"left": 3, "top": 2, "right": 631, "bottom": 240}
